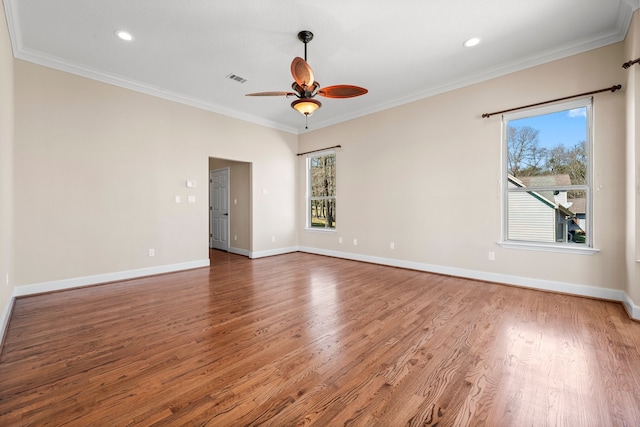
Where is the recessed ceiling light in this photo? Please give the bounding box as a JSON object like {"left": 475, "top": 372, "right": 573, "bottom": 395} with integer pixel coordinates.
{"left": 115, "top": 30, "right": 134, "bottom": 42}
{"left": 463, "top": 37, "right": 481, "bottom": 48}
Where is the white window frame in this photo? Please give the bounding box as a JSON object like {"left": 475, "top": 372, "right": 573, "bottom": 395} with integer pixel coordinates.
{"left": 306, "top": 149, "right": 336, "bottom": 232}
{"left": 500, "top": 97, "right": 598, "bottom": 255}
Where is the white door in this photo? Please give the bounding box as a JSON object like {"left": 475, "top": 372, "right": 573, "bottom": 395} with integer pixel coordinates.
{"left": 210, "top": 168, "right": 229, "bottom": 251}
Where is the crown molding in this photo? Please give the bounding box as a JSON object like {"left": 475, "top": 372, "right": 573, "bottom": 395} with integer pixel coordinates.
{"left": 14, "top": 47, "right": 300, "bottom": 134}
{"left": 305, "top": 26, "right": 630, "bottom": 132}
{"left": 5, "top": 0, "right": 637, "bottom": 136}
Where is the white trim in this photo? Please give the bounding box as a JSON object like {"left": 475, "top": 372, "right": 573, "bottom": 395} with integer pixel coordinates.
{"left": 498, "top": 241, "right": 600, "bottom": 255}
{"left": 250, "top": 246, "right": 298, "bottom": 259}
{"left": 11, "top": 46, "right": 299, "bottom": 135}
{"left": 306, "top": 150, "right": 337, "bottom": 230}
{"left": 210, "top": 167, "right": 231, "bottom": 252}
{"left": 298, "top": 246, "right": 638, "bottom": 320}
{"left": 228, "top": 246, "right": 250, "bottom": 257}
{"left": 304, "top": 227, "right": 336, "bottom": 233}
{"left": 503, "top": 97, "right": 593, "bottom": 120}
{"left": 12, "top": 259, "right": 210, "bottom": 297}
{"left": 0, "top": 295, "right": 15, "bottom": 346}
{"left": 502, "top": 98, "right": 594, "bottom": 249}
{"left": 623, "top": 293, "right": 640, "bottom": 319}
{"left": 2, "top": 249, "right": 638, "bottom": 346}
{"left": 2, "top": 259, "right": 210, "bottom": 345}
{"left": 4, "top": 0, "right": 635, "bottom": 135}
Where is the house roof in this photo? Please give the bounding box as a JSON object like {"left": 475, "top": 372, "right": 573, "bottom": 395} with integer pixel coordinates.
{"left": 516, "top": 174, "right": 572, "bottom": 187}
{"left": 507, "top": 175, "right": 576, "bottom": 217}
{"left": 567, "top": 198, "right": 586, "bottom": 215}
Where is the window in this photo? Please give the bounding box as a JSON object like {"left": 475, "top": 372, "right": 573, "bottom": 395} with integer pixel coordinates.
{"left": 307, "top": 150, "right": 336, "bottom": 229}
{"left": 502, "top": 98, "right": 592, "bottom": 250}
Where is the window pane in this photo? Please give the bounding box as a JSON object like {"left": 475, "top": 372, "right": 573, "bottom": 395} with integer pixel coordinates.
{"left": 507, "top": 107, "right": 587, "bottom": 183}
{"left": 308, "top": 152, "right": 336, "bottom": 230}
{"left": 507, "top": 189, "right": 587, "bottom": 245}
{"left": 310, "top": 154, "right": 336, "bottom": 198}
{"left": 310, "top": 198, "right": 336, "bottom": 229}
{"left": 504, "top": 101, "right": 591, "bottom": 247}
{"left": 565, "top": 190, "right": 587, "bottom": 244}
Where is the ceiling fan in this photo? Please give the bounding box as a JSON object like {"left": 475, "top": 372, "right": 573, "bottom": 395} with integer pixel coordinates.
{"left": 246, "top": 30, "right": 368, "bottom": 128}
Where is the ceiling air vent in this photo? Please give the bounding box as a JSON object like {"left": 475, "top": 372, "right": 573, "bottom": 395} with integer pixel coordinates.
{"left": 226, "top": 73, "right": 247, "bottom": 84}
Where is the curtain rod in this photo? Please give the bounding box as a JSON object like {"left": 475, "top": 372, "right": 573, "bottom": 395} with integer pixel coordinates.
{"left": 481, "top": 84, "right": 622, "bottom": 118}
{"left": 623, "top": 58, "right": 640, "bottom": 69}
{"left": 297, "top": 145, "right": 341, "bottom": 156}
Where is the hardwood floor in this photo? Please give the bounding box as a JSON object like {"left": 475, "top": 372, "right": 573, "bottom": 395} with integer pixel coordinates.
{"left": 1, "top": 252, "right": 639, "bottom": 426}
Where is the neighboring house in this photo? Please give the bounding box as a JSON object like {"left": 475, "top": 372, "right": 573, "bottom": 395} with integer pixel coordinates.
{"left": 507, "top": 174, "right": 583, "bottom": 243}
{"left": 567, "top": 197, "right": 586, "bottom": 231}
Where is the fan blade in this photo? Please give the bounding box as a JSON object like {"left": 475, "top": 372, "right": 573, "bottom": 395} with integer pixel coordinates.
{"left": 291, "top": 57, "right": 315, "bottom": 87}
{"left": 245, "top": 91, "right": 295, "bottom": 97}
{"left": 317, "top": 85, "right": 368, "bottom": 99}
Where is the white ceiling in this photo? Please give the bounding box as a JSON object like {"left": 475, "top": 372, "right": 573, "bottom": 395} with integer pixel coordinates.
{"left": 4, "top": 0, "right": 638, "bottom": 134}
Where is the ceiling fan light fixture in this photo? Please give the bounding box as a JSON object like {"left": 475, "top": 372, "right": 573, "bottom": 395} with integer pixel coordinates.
{"left": 291, "top": 98, "right": 321, "bottom": 116}
{"left": 246, "top": 30, "right": 366, "bottom": 127}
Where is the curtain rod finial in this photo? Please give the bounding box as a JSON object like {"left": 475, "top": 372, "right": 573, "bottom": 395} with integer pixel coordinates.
{"left": 623, "top": 58, "right": 640, "bottom": 69}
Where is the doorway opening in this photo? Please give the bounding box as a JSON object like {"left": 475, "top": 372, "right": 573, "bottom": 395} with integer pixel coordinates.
{"left": 208, "top": 157, "right": 252, "bottom": 259}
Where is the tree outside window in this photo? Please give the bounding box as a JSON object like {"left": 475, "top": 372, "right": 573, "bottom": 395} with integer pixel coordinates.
{"left": 308, "top": 151, "right": 336, "bottom": 229}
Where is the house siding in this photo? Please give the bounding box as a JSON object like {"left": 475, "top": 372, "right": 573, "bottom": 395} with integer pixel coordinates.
{"left": 507, "top": 186, "right": 556, "bottom": 243}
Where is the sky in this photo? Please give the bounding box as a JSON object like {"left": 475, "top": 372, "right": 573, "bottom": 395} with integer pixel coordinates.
{"left": 509, "top": 107, "right": 587, "bottom": 150}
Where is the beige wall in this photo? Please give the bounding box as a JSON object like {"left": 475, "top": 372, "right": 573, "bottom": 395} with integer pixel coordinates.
{"left": 209, "top": 158, "right": 251, "bottom": 252}
{"left": 0, "top": 1, "right": 15, "bottom": 333}
{"left": 625, "top": 11, "right": 640, "bottom": 306}
{"left": 299, "top": 42, "right": 628, "bottom": 292}
{"left": 13, "top": 60, "right": 298, "bottom": 286}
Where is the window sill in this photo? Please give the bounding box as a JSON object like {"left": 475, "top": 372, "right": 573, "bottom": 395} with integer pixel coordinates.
{"left": 499, "top": 241, "right": 600, "bottom": 255}
{"left": 305, "top": 227, "right": 336, "bottom": 233}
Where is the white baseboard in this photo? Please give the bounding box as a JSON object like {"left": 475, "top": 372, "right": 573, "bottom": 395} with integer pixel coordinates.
{"left": 1, "top": 259, "right": 210, "bottom": 347}
{"left": 298, "top": 246, "right": 639, "bottom": 321}
{"left": 0, "top": 294, "right": 15, "bottom": 346}
{"left": 228, "top": 246, "right": 250, "bottom": 257}
{"left": 4, "top": 248, "right": 639, "bottom": 346}
{"left": 623, "top": 293, "right": 640, "bottom": 320}
{"left": 250, "top": 246, "right": 298, "bottom": 259}
{"left": 12, "top": 259, "right": 211, "bottom": 298}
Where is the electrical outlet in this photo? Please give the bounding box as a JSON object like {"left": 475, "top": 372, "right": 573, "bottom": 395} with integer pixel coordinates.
{"left": 149, "top": 249, "right": 155, "bottom": 257}
{"left": 339, "top": 237, "right": 343, "bottom": 244}
{"left": 488, "top": 251, "right": 495, "bottom": 261}
{"left": 234, "top": 235, "right": 237, "bottom": 241}
{"left": 390, "top": 242, "right": 395, "bottom": 250}
{"left": 353, "top": 239, "right": 358, "bottom": 246}
{"left": 272, "top": 236, "right": 276, "bottom": 242}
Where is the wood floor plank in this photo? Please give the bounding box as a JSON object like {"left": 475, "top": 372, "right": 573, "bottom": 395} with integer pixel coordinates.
{"left": 1, "top": 251, "right": 639, "bottom": 426}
